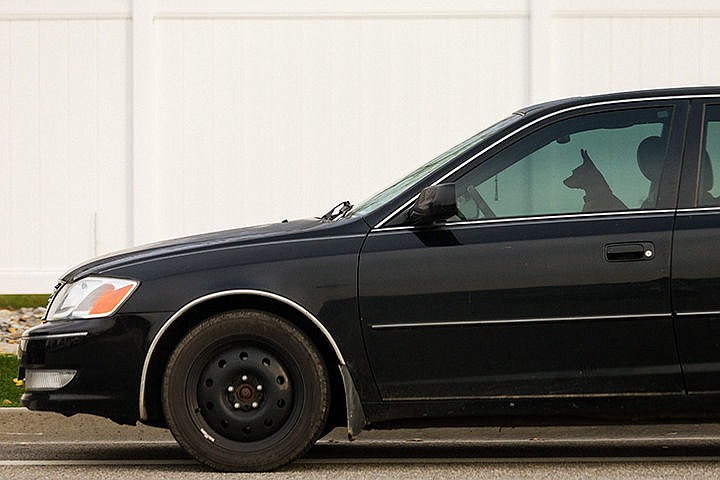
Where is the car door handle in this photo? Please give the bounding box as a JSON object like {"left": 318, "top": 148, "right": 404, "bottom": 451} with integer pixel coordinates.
{"left": 605, "top": 242, "right": 654, "bottom": 262}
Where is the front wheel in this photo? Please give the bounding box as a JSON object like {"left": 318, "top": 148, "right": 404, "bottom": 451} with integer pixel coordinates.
{"left": 162, "top": 310, "right": 330, "bottom": 471}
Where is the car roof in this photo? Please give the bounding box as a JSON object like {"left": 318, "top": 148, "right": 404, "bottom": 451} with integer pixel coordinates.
{"left": 514, "top": 86, "right": 720, "bottom": 116}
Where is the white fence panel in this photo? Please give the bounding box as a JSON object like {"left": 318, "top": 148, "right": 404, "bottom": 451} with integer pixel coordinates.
{"left": 550, "top": 2, "right": 720, "bottom": 99}
{"left": 0, "top": 2, "right": 131, "bottom": 292}
{"left": 2, "top": 0, "right": 720, "bottom": 292}
{"left": 154, "top": 10, "right": 529, "bottom": 239}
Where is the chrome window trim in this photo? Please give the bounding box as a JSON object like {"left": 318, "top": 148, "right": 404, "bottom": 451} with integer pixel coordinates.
{"left": 138, "top": 289, "right": 346, "bottom": 421}
{"left": 374, "top": 209, "right": 676, "bottom": 233}
{"left": 677, "top": 206, "right": 720, "bottom": 213}
{"left": 371, "top": 313, "right": 671, "bottom": 330}
{"left": 20, "top": 332, "right": 88, "bottom": 341}
{"left": 374, "top": 94, "right": 718, "bottom": 229}
{"left": 676, "top": 311, "right": 720, "bottom": 317}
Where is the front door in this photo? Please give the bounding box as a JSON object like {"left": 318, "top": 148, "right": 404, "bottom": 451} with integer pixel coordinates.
{"left": 359, "top": 102, "right": 687, "bottom": 400}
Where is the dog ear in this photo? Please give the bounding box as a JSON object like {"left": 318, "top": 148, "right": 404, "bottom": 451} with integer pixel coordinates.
{"left": 580, "top": 149, "right": 590, "bottom": 164}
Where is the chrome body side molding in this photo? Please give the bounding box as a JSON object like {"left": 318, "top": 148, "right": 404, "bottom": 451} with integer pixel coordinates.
{"left": 371, "top": 313, "right": 672, "bottom": 330}
{"left": 20, "top": 332, "right": 89, "bottom": 340}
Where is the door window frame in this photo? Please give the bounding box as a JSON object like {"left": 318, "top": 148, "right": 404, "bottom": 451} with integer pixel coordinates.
{"left": 375, "top": 99, "right": 690, "bottom": 230}
{"left": 678, "top": 101, "right": 720, "bottom": 209}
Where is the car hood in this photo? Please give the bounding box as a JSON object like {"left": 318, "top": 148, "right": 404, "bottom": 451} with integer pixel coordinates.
{"left": 62, "top": 217, "right": 367, "bottom": 282}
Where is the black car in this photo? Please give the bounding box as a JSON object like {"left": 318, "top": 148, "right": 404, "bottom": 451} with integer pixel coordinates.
{"left": 18, "top": 87, "right": 720, "bottom": 471}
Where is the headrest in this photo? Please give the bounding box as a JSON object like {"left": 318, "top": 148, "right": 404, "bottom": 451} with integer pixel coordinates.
{"left": 637, "top": 136, "right": 664, "bottom": 182}
{"left": 701, "top": 150, "right": 713, "bottom": 192}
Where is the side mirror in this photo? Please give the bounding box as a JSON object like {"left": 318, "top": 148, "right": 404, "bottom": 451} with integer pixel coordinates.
{"left": 409, "top": 183, "right": 458, "bottom": 225}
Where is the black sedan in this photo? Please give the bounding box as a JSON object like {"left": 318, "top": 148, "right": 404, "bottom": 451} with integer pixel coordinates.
{"left": 18, "top": 87, "right": 720, "bottom": 471}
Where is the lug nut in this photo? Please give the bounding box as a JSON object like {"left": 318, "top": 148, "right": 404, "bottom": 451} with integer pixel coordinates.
{"left": 256, "top": 385, "right": 263, "bottom": 391}
{"left": 233, "top": 402, "right": 240, "bottom": 409}
{"left": 227, "top": 386, "right": 234, "bottom": 392}
{"left": 251, "top": 401, "right": 259, "bottom": 409}
{"left": 241, "top": 375, "right": 248, "bottom": 381}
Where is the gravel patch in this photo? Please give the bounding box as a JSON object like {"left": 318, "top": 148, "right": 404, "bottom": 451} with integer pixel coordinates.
{"left": 0, "top": 308, "right": 45, "bottom": 346}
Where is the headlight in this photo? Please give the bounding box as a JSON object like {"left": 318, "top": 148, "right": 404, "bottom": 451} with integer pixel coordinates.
{"left": 46, "top": 277, "right": 139, "bottom": 321}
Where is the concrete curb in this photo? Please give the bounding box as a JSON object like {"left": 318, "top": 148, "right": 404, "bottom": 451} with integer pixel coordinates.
{"left": 3, "top": 406, "right": 720, "bottom": 444}
{"left": 0, "top": 408, "right": 174, "bottom": 442}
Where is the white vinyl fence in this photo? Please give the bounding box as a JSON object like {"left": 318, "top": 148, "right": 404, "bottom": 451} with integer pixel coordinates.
{"left": 1, "top": 0, "right": 719, "bottom": 293}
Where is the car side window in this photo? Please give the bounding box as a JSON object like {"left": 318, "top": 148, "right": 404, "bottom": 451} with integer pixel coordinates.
{"left": 451, "top": 107, "right": 673, "bottom": 221}
{"left": 698, "top": 105, "right": 720, "bottom": 206}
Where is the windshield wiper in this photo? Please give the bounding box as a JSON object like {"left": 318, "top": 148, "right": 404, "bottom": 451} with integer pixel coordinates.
{"left": 321, "top": 200, "right": 353, "bottom": 221}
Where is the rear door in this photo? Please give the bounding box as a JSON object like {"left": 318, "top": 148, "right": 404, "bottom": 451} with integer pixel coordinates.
{"left": 672, "top": 99, "right": 720, "bottom": 392}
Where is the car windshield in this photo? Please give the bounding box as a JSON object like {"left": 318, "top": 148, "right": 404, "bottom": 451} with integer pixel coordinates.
{"left": 350, "top": 114, "right": 521, "bottom": 216}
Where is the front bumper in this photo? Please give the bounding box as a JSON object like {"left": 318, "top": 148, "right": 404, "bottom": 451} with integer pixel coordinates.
{"left": 18, "top": 312, "right": 168, "bottom": 423}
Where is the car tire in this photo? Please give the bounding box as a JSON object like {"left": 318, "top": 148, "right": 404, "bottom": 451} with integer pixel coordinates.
{"left": 162, "top": 309, "right": 330, "bottom": 471}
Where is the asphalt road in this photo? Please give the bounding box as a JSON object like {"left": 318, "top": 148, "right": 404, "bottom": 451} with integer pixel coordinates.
{"left": 2, "top": 409, "right": 720, "bottom": 479}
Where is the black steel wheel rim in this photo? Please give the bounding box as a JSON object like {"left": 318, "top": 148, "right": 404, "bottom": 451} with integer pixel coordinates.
{"left": 186, "top": 338, "right": 302, "bottom": 449}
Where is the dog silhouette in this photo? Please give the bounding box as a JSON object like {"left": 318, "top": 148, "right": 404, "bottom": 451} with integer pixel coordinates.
{"left": 563, "top": 149, "right": 627, "bottom": 212}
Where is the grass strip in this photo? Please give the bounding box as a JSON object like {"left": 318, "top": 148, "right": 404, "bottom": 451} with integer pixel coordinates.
{"left": 0, "top": 354, "right": 23, "bottom": 407}
{"left": 0, "top": 295, "right": 49, "bottom": 309}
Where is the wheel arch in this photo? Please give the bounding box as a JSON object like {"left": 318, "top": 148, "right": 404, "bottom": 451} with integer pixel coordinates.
{"left": 139, "top": 290, "right": 363, "bottom": 435}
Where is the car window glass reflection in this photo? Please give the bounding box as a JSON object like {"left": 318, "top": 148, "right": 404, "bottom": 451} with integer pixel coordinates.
{"left": 451, "top": 107, "right": 673, "bottom": 221}
{"left": 699, "top": 105, "right": 720, "bottom": 206}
